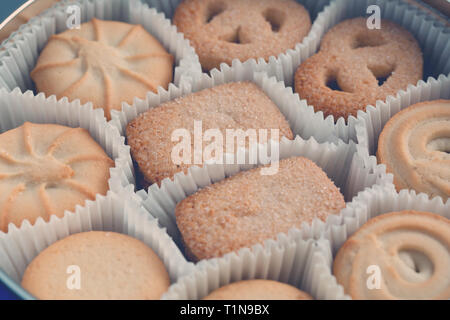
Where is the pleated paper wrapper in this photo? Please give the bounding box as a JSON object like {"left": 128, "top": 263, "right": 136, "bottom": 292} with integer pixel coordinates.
{"left": 355, "top": 74, "right": 450, "bottom": 157}
{"left": 0, "top": 0, "right": 202, "bottom": 113}
{"left": 110, "top": 65, "right": 393, "bottom": 252}
{"left": 162, "top": 237, "right": 350, "bottom": 300}
{"left": 0, "top": 189, "right": 192, "bottom": 299}
{"left": 0, "top": 87, "right": 135, "bottom": 232}
{"left": 217, "top": 0, "right": 450, "bottom": 144}
{"left": 315, "top": 184, "right": 450, "bottom": 299}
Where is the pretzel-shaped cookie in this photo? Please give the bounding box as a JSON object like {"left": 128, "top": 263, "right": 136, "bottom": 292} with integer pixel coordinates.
{"left": 173, "top": 0, "right": 311, "bottom": 70}
{"left": 334, "top": 211, "right": 450, "bottom": 300}
{"left": 295, "top": 18, "right": 423, "bottom": 119}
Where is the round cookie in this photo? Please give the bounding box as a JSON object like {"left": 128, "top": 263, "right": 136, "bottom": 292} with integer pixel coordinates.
{"left": 333, "top": 211, "right": 450, "bottom": 300}
{"left": 176, "top": 156, "right": 345, "bottom": 260}
{"left": 377, "top": 100, "right": 450, "bottom": 200}
{"left": 31, "top": 18, "right": 174, "bottom": 119}
{"left": 0, "top": 122, "right": 114, "bottom": 232}
{"left": 295, "top": 18, "right": 423, "bottom": 119}
{"left": 203, "top": 280, "right": 313, "bottom": 300}
{"left": 173, "top": 0, "right": 311, "bottom": 70}
{"left": 21, "top": 231, "right": 170, "bottom": 300}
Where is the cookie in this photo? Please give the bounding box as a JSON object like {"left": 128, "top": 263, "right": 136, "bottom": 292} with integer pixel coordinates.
{"left": 31, "top": 18, "right": 174, "bottom": 119}
{"left": 377, "top": 100, "right": 450, "bottom": 200}
{"left": 295, "top": 18, "right": 423, "bottom": 119}
{"left": 173, "top": 0, "right": 311, "bottom": 70}
{"left": 203, "top": 280, "right": 313, "bottom": 300}
{"left": 176, "top": 156, "right": 345, "bottom": 260}
{"left": 0, "top": 122, "right": 114, "bottom": 232}
{"left": 333, "top": 211, "right": 450, "bottom": 300}
{"left": 126, "top": 82, "right": 293, "bottom": 186}
{"left": 21, "top": 231, "right": 170, "bottom": 300}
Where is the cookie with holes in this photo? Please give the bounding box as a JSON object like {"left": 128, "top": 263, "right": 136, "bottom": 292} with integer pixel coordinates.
{"left": 0, "top": 122, "right": 114, "bottom": 232}
{"left": 173, "top": 0, "right": 311, "bottom": 70}
{"left": 31, "top": 18, "right": 174, "bottom": 120}
{"left": 334, "top": 211, "right": 450, "bottom": 300}
{"left": 294, "top": 18, "right": 423, "bottom": 119}
{"left": 377, "top": 100, "right": 450, "bottom": 201}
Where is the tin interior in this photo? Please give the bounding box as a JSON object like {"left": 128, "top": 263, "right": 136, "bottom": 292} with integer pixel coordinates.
{"left": 0, "top": 0, "right": 448, "bottom": 300}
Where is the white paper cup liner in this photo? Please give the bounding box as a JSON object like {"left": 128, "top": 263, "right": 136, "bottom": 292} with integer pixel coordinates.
{"left": 137, "top": 133, "right": 392, "bottom": 259}
{"left": 311, "top": 184, "right": 450, "bottom": 299}
{"left": 355, "top": 73, "right": 450, "bottom": 157}
{"left": 113, "top": 64, "right": 392, "bottom": 249}
{"left": 0, "top": 0, "right": 202, "bottom": 115}
{"left": 162, "top": 236, "right": 350, "bottom": 300}
{"left": 0, "top": 188, "right": 192, "bottom": 299}
{"left": 135, "top": 0, "right": 342, "bottom": 146}
{"left": 139, "top": 0, "right": 330, "bottom": 65}
{"left": 109, "top": 61, "right": 392, "bottom": 245}
{"left": 112, "top": 64, "right": 344, "bottom": 156}
{"left": 0, "top": 87, "right": 135, "bottom": 231}
{"left": 322, "top": 184, "right": 450, "bottom": 255}
{"left": 355, "top": 74, "right": 450, "bottom": 207}
{"left": 141, "top": 0, "right": 331, "bottom": 21}
{"left": 246, "top": 0, "right": 450, "bottom": 144}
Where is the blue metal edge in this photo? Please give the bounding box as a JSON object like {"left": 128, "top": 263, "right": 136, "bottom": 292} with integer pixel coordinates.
{"left": 0, "top": 268, "right": 35, "bottom": 300}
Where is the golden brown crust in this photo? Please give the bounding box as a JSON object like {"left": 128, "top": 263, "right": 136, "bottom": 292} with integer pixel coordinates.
{"left": 126, "top": 82, "right": 293, "bottom": 186}
{"left": 21, "top": 231, "right": 170, "bottom": 300}
{"left": 333, "top": 211, "right": 450, "bottom": 300}
{"left": 377, "top": 99, "right": 450, "bottom": 200}
{"left": 31, "top": 18, "right": 174, "bottom": 120}
{"left": 176, "top": 156, "right": 345, "bottom": 261}
{"left": 203, "top": 280, "right": 313, "bottom": 300}
{"left": 294, "top": 18, "right": 423, "bottom": 119}
{"left": 173, "top": 0, "right": 311, "bottom": 70}
{"left": 0, "top": 122, "right": 114, "bottom": 232}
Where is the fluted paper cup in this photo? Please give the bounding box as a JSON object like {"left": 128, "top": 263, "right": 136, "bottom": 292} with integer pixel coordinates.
{"left": 355, "top": 73, "right": 450, "bottom": 156}
{"left": 0, "top": 87, "right": 135, "bottom": 231}
{"left": 0, "top": 188, "right": 192, "bottom": 299}
{"left": 311, "top": 184, "right": 450, "bottom": 300}
{"left": 248, "top": 0, "right": 450, "bottom": 143}
{"left": 137, "top": 136, "right": 392, "bottom": 260}
{"left": 111, "top": 64, "right": 343, "bottom": 144}
{"left": 321, "top": 184, "right": 450, "bottom": 254}
{"left": 354, "top": 74, "right": 450, "bottom": 207}
{"left": 111, "top": 64, "right": 392, "bottom": 255}
{"left": 162, "top": 237, "right": 350, "bottom": 300}
{"left": 0, "top": 0, "right": 202, "bottom": 116}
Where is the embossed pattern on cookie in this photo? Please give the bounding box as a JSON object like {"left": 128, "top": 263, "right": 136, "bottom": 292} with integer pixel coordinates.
{"left": 333, "top": 211, "right": 450, "bottom": 300}
{"left": 0, "top": 122, "right": 114, "bottom": 232}
{"left": 31, "top": 18, "right": 174, "bottom": 119}
{"left": 377, "top": 100, "right": 450, "bottom": 200}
